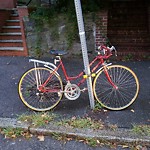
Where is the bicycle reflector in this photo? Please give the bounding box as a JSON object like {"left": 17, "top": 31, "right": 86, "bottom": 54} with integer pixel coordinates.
{"left": 83, "top": 73, "right": 96, "bottom": 79}
{"left": 83, "top": 74, "right": 88, "bottom": 79}
{"left": 91, "top": 73, "right": 96, "bottom": 77}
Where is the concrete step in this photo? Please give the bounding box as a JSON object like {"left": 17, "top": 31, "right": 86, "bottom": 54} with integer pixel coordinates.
{"left": 2, "top": 26, "right": 21, "bottom": 32}
{"left": 0, "top": 40, "right": 23, "bottom": 47}
{"left": 0, "top": 47, "right": 24, "bottom": 51}
{"left": 2, "top": 26, "right": 21, "bottom": 29}
{"left": 6, "top": 20, "right": 20, "bottom": 22}
{"left": 10, "top": 14, "right": 18, "bottom": 17}
{"left": 0, "top": 40, "right": 23, "bottom": 42}
{"left": 0, "top": 32, "right": 22, "bottom": 36}
{"left": 6, "top": 20, "right": 20, "bottom": 26}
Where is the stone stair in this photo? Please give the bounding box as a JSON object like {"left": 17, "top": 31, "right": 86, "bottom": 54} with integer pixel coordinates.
{"left": 107, "top": 1, "right": 150, "bottom": 59}
{"left": 0, "top": 9, "right": 25, "bottom": 53}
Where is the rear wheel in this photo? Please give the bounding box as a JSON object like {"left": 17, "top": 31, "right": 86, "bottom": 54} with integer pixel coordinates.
{"left": 93, "top": 65, "right": 139, "bottom": 110}
{"left": 18, "top": 67, "right": 63, "bottom": 111}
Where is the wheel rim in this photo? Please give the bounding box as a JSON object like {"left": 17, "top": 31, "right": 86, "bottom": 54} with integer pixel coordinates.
{"left": 93, "top": 65, "right": 139, "bottom": 110}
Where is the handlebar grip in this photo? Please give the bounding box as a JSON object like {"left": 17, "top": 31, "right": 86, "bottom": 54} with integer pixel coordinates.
{"left": 98, "top": 45, "right": 117, "bottom": 56}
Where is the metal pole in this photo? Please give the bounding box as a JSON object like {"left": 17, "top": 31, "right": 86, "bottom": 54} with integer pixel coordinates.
{"left": 74, "top": 0, "right": 95, "bottom": 109}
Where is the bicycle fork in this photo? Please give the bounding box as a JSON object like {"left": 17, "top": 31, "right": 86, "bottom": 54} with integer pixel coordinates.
{"left": 103, "top": 65, "right": 118, "bottom": 90}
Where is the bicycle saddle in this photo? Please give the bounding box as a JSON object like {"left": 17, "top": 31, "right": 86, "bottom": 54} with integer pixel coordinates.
{"left": 50, "top": 50, "right": 68, "bottom": 56}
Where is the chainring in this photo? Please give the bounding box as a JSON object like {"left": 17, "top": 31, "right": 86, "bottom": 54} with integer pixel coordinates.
{"left": 64, "top": 84, "right": 81, "bottom": 100}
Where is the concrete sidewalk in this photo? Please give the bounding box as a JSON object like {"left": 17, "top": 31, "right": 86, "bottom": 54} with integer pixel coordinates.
{"left": 0, "top": 118, "right": 149, "bottom": 145}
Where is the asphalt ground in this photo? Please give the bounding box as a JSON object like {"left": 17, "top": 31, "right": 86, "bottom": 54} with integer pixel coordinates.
{"left": 0, "top": 56, "right": 149, "bottom": 130}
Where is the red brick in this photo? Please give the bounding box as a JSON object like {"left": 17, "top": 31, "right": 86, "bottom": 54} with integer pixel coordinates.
{"left": 0, "top": 0, "right": 17, "bottom": 9}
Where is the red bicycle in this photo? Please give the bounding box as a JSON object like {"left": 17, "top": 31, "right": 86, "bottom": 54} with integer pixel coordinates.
{"left": 18, "top": 45, "right": 139, "bottom": 111}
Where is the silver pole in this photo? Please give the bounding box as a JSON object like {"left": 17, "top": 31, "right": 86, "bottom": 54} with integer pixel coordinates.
{"left": 74, "top": 0, "right": 95, "bottom": 109}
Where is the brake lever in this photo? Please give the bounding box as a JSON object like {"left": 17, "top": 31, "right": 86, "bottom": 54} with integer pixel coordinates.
{"left": 110, "top": 46, "right": 117, "bottom": 56}
{"left": 113, "top": 46, "right": 117, "bottom": 57}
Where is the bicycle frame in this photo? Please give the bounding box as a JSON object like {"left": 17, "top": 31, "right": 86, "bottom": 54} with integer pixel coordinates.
{"left": 30, "top": 52, "right": 115, "bottom": 91}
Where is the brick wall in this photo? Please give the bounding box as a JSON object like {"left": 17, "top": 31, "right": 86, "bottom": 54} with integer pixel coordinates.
{"left": 95, "top": 10, "right": 108, "bottom": 49}
{"left": 0, "top": 0, "right": 17, "bottom": 9}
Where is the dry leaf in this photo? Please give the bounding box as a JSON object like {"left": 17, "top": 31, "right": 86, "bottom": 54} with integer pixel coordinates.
{"left": 131, "top": 109, "right": 135, "bottom": 113}
{"left": 11, "top": 134, "right": 16, "bottom": 138}
{"left": 67, "top": 137, "right": 72, "bottom": 141}
{"left": 71, "top": 116, "right": 76, "bottom": 120}
{"left": 41, "top": 113, "right": 47, "bottom": 117}
{"left": 79, "top": 140, "right": 84, "bottom": 142}
{"left": 45, "top": 120, "right": 49, "bottom": 124}
{"left": 136, "top": 145, "right": 143, "bottom": 150}
{"left": 97, "top": 140, "right": 100, "bottom": 144}
{"left": 37, "top": 135, "right": 45, "bottom": 141}
{"left": 122, "top": 145, "right": 129, "bottom": 148}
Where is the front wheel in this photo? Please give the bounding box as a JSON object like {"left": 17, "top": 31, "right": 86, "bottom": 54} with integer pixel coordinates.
{"left": 18, "top": 67, "right": 63, "bottom": 111}
{"left": 93, "top": 65, "right": 139, "bottom": 110}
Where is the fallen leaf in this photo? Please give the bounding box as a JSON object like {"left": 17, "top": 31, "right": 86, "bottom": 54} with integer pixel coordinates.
{"left": 79, "top": 140, "right": 84, "bottom": 142}
{"left": 97, "top": 140, "right": 100, "bottom": 144}
{"left": 71, "top": 116, "right": 76, "bottom": 120}
{"left": 136, "top": 145, "right": 142, "bottom": 150}
{"left": 37, "top": 135, "right": 45, "bottom": 141}
{"left": 41, "top": 113, "right": 47, "bottom": 117}
{"left": 131, "top": 109, "right": 135, "bottom": 113}
{"left": 11, "top": 134, "right": 16, "bottom": 138}
{"left": 122, "top": 145, "right": 129, "bottom": 148}
{"left": 67, "top": 137, "right": 72, "bottom": 141}
{"left": 44, "top": 120, "right": 49, "bottom": 124}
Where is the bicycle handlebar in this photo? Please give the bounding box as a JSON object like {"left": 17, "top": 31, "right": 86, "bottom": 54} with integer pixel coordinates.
{"left": 97, "top": 45, "right": 117, "bottom": 57}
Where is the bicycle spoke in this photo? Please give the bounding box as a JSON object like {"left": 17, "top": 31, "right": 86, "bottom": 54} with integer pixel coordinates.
{"left": 93, "top": 65, "right": 139, "bottom": 110}
{"left": 19, "top": 67, "right": 63, "bottom": 111}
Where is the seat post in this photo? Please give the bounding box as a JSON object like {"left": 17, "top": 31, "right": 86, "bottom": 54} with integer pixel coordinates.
{"left": 54, "top": 56, "right": 61, "bottom": 65}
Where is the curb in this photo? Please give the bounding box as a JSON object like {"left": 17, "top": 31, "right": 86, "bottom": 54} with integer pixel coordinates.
{"left": 0, "top": 118, "right": 149, "bottom": 145}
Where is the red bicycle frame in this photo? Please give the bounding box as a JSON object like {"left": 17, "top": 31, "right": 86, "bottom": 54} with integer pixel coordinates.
{"left": 40, "top": 50, "right": 117, "bottom": 92}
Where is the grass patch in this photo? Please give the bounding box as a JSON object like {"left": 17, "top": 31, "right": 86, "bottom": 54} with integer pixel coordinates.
{"left": 18, "top": 112, "right": 57, "bottom": 127}
{"left": 56, "top": 116, "right": 104, "bottom": 130}
{"left": 132, "top": 125, "right": 150, "bottom": 136}
{"left": 94, "top": 102, "right": 103, "bottom": 111}
{"left": 0, "top": 127, "right": 32, "bottom": 139}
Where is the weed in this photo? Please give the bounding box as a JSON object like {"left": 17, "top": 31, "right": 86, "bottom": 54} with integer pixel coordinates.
{"left": 94, "top": 102, "right": 103, "bottom": 111}
{"left": 0, "top": 127, "right": 32, "bottom": 139}
{"left": 51, "top": 133, "right": 65, "bottom": 141}
{"left": 56, "top": 117, "right": 104, "bottom": 130}
{"left": 132, "top": 125, "right": 150, "bottom": 136}
{"left": 18, "top": 112, "right": 57, "bottom": 127}
{"left": 2, "top": 127, "right": 23, "bottom": 138}
{"left": 86, "top": 138, "right": 98, "bottom": 147}
{"left": 123, "top": 54, "right": 133, "bottom": 61}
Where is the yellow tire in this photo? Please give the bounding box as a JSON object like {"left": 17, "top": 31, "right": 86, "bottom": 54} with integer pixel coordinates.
{"left": 93, "top": 65, "right": 139, "bottom": 110}
{"left": 18, "top": 67, "right": 63, "bottom": 111}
